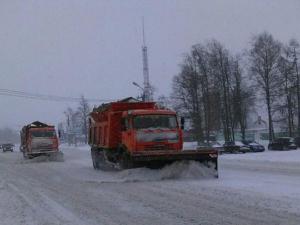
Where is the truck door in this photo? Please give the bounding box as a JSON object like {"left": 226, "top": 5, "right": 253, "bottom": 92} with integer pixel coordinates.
{"left": 121, "top": 117, "right": 134, "bottom": 150}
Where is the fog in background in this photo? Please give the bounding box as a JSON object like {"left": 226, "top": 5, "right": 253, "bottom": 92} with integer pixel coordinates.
{"left": 1, "top": 0, "right": 300, "bottom": 131}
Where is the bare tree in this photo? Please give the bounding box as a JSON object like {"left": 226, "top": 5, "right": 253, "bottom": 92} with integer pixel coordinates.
{"left": 172, "top": 40, "right": 241, "bottom": 143}
{"left": 78, "top": 95, "right": 90, "bottom": 144}
{"left": 172, "top": 56, "right": 204, "bottom": 142}
{"left": 277, "top": 45, "right": 296, "bottom": 136}
{"left": 249, "top": 32, "right": 282, "bottom": 141}
{"left": 64, "top": 107, "right": 75, "bottom": 145}
{"left": 191, "top": 44, "right": 214, "bottom": 143}
{"left": 289, "top": 39, "right": 300, "bottom": 136}
{"left": 157, "top": 95, "right": 171, "bottom": 109}
{"left": 208, "top": 40, "right": 234, "bottom": 142}
{"left": 231, "top": 57, "right": 255, "bottom": 140}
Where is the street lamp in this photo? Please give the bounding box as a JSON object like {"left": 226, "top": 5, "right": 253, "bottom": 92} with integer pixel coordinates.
{"left": 132, "top": 82, "right": 145, "bottom": 101}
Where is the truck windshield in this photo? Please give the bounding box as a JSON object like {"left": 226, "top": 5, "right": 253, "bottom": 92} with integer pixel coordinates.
{"left": 31, "top": 130, "right": 56, "bottom": 138}
{"left": 133, "top": 115, "right": 177, "bottom": 130}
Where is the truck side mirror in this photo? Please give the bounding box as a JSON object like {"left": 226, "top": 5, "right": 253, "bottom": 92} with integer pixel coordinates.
{"left": 180, "top": 117, "right": 185, "bottom": 130}
{"left": 58, "top": 130, "right": 61, "bottom": 138}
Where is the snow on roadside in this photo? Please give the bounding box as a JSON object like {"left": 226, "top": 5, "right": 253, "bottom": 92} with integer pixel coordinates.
{"left": 221, "top": 148, "right": 300, "bottom": 163}
{"left": 183, "top": 142, "right": 198, "bottom": 150}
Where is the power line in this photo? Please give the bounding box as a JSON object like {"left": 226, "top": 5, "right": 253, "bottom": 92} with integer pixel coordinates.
{"left": 0, "top": 88, "right": 116, "bottom": 103}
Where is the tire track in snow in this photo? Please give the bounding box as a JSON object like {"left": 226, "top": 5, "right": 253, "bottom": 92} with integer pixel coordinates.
{"left": 7, "top": 182, "right": 86, "bottom": 225}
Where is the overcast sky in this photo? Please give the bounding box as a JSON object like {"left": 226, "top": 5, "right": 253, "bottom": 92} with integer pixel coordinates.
{"left": 1, "top": 0, "right": 300, "bottom": 129}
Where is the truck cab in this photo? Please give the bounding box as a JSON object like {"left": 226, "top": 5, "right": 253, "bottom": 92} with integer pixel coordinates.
{"left": 121, "top": 110, "right": 182, "bottom": 153}
{"left": 20, "top": 121, "right": 60, "bottom": 158}
{"left": 28, "top": 127, "right": 59, "bottom": 153}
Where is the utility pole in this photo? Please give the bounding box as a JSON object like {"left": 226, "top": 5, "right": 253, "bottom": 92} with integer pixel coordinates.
{"left": 142, "top": 18, "right": 152, "bottom": 102}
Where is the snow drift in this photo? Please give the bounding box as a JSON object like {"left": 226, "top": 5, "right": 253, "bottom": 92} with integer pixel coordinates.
{"left": 116, "top": 160, "right": 216, "bottom": 182}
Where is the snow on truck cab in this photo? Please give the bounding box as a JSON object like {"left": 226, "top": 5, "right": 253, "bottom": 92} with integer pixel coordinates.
{"left": 88, "top": 98, "right": 218, "bottom": 176}
{"left": 20, "top": 121, "right": 61, "bottom": 159}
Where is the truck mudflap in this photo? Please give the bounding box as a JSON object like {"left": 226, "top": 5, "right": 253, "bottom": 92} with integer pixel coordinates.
{"left": 127, "top": 149, "right": 218, "bottom": 175}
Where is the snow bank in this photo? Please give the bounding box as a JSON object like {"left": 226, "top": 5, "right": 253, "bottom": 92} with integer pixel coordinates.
{"left": 222, "top": 148, "right": 300, "bottom": 163}
{"left": 183, "top": 142, "right": 198, "bottom": 150}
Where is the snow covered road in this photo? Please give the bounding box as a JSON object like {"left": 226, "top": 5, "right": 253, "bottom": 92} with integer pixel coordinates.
{"left": 0, "top": 146, "right": 300, "bottom": 225}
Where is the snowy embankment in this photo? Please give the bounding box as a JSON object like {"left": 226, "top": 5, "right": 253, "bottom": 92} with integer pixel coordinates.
{"left": 183, "top": 141, "right": 198, "bottom": 150}
{"left": 222, "top": 147, "right": 300, "bottom": 162}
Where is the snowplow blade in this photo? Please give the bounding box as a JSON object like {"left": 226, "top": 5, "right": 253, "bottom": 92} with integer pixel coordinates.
{"left": 130, "top": 149, "right": 218, "bottom": 174}
{"left": 24, "top": 151, "right": 64, "bottom": 162}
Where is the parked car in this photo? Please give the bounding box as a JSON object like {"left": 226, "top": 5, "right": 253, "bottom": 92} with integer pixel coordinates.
{"left": 197, "top": 141, "right": 224, "bottom": 154}
{"left": 268, "top": 137, "right": 297, "bottom": 151}
{"left": 196, "top": 142, "right": 211, "bottom": 150}
{"left": 2, "top": 143, "right": 14, "bottom": 152}
{"left": 223, "top": 141, "right": 241, "bottom": 153}
{"left": 294, "top": 136, "right": 300, "bottom": 148}
{"left": 235, "top": 141, "right": 251, "bottom": 153}
{"left": 211, "top": 141, "right": 224, "bottom": 154}
{"left": 242, "top": 140, "right": 265, "bottom": 152}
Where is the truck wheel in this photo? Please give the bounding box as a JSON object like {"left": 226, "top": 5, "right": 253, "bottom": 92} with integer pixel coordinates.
{"left": 23, "top": 152, "right": 27, "bottom": 159}
{"left": 91, "top": 149, "right": 98, "bottom": 169}
{"left": 94, "top": 151, "right": 101, "bottom": 169}
{"left": 119, "top": 152, "right": 134, "bottom": 169}
{"left": 92, "top": 148, "right": 104, "bottom": 170}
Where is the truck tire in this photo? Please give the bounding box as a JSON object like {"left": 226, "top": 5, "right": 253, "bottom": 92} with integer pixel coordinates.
{"left": 91, "top": 148, "right": 105, "bottom": 170}
{"left": 23, "top": 152, "right": 34, "bottom": 159}
{"left": 91, "top": 148, "right": 98, "bottom": 169}
{"left": 119, "top": 152, "right": 134, "bottom": 169}
{"left": 92, "top": 148, "right": 116, "bottom": 170}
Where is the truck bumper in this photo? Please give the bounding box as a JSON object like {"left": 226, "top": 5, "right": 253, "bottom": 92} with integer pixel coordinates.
{"left": 27, "top": 150, "right": 59, "bottom": 155}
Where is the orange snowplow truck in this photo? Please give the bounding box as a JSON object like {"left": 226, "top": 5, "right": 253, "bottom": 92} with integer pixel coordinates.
{"left": 20, "top": 121, "right": 60, "bottom": 159}
{"left": 89, "top": 99, "right": 218, "bottom": 175}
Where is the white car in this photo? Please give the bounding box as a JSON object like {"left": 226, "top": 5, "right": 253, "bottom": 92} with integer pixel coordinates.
{"left": 235, "top": 141, "right": 251, "bottom": 153}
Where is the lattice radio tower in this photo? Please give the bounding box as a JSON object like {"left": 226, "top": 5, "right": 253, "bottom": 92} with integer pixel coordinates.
{"left": 142, "top": 19, "right": 152, "bottom": 101}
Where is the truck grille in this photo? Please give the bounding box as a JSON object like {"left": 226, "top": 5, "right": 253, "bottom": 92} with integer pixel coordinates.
{"left": 31, "top": 138, "right": 54, "bottom": 152}
{"left": 144, "top": 144, "right": 175, "bottom": 151}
